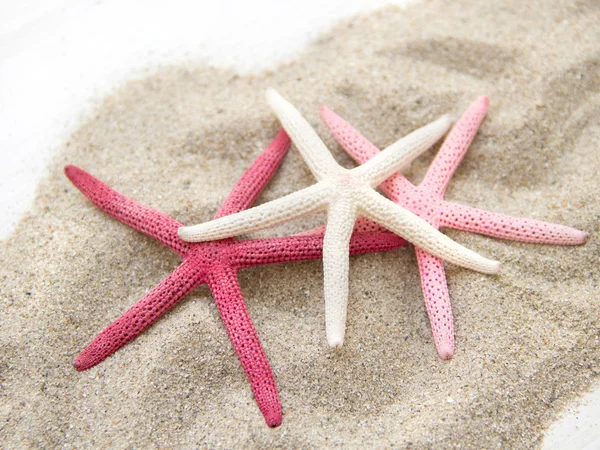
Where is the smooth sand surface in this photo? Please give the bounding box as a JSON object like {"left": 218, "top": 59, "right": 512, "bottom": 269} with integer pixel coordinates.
{"left": 1, "top": 0, "right": 598, "bottom": 447}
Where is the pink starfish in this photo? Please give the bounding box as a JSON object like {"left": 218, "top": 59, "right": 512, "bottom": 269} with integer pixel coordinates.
{"left": 321, "top": 96, "right": 588, "bottom": 360}
{"left": 65, "top": 130, "right": 405, "bottom": 427}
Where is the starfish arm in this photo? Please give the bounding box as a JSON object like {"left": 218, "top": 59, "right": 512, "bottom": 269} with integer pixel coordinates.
{"left": 357, "top": 188, "right": 500, "bottom": 274}
{"left": 414, "top": 248, "right": 455, "bottom": 359}
{"left": 178, "top": 182, "right": 330, "bottom": 242}
{"left": 440, "top": 201, "right": 588, "bottom": 245}
{"left": 319, "top": 106, "right": 416, "bottom": 200}
{"left": 231, "top": 235, "right": 327, "bottom": 267}
{"left": 231, "top": 232, "right": 405, "bottom": 269}
{"left": 290, "top": 226, "right": 327, "bottom": 236}
{"left": 73, "top": 260, "right": 205, "bottom": 371}
{"left": 322, "top": 199, "right": 358, "bottom": 348}
{"left": 352, "top": 115, "right": 453, "bottom": 188}
{"left": 296, "top": 217, "right": 390, "bottom": 236}
{"left": 266, "top": 89, "right": 343, "bottom": 181}
{"left": 420, "top": 96, "right": 490, "bottom": 196}
{"left": 352, "top": 217, "right": 391, "bottom": 233}
{"left": 206, "top": 265, "right": 282, "bottom": 427}
{"left": 65, "top": 165, "right": 190, "bottom": 256}
{"left": 214, "top": 129, "right": 291, "bottom": 219}
{"left": 347, "top": 229, "right": 406, "bottom": 253}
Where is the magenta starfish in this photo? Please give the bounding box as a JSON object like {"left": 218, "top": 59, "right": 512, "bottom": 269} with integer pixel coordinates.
{"left": 321, "top": 96, "right": 588, "bottom": 359}
{"left": 65, "top": 130, "right": 405, "bottom": 427}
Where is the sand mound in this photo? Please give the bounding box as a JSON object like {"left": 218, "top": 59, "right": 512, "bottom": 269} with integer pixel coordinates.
{"left": 1, "top": 0, "right": 598, "bottom": 447}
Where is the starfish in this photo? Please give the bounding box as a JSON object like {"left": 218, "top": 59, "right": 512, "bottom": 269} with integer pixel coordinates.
{"left": 179, "top": 89, "right": 501, "bottom": 350}
{"left": 320, "top": 95, "right": 588, "bottom": 359}
{"left": 65, "top": 130, "right": 406, "bottom": 427}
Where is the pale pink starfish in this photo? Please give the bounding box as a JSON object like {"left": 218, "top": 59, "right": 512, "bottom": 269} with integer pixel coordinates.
{"left": 321, "top": 96, "right": 588, "bottom": 359}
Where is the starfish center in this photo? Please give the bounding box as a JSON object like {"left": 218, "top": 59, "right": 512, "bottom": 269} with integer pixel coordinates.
{"left": 333, "top": 171, "right": 368, "bottom": 193}
{"left": 186, "top": 240, "right": 237, "bottom": 267}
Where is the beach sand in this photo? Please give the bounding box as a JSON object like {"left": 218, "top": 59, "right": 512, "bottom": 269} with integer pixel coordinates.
{"left": 1, "top": 0, "right": 599, "bottom": 447}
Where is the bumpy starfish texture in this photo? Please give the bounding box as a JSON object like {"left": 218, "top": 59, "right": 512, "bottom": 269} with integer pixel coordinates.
{"left": 322, "top": 95, "right": 588, "bottom": 359}
{"left": 179, "top": 89, "right": 501, "bottom": 349}
{"left": 65, "top": 130, "right": 406, "bottom": 427}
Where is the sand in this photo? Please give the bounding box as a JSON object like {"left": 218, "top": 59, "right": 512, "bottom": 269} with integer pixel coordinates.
{"left": 1, "top": 0, "right": 599, "bottom": 447}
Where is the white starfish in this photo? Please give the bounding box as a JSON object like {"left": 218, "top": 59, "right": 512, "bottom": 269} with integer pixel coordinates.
{"left": 179, "top": 89, "right": 500, "bottom": 348}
